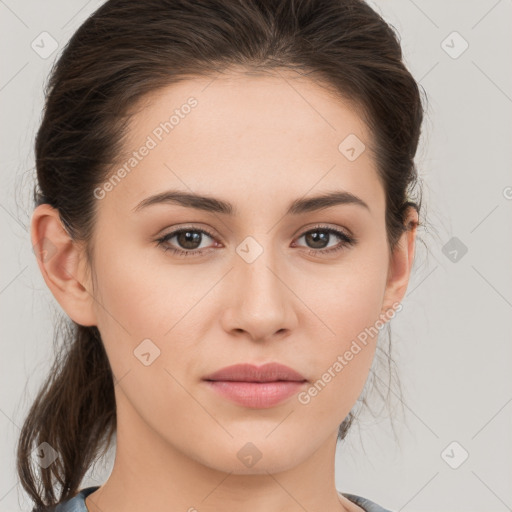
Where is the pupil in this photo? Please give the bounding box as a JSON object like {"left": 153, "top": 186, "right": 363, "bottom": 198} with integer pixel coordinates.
{"left": 306, "top": 231, "right": 328, "bottom": 249}
{"left": 179, "top": 231, "right": 201, "bottom": 249}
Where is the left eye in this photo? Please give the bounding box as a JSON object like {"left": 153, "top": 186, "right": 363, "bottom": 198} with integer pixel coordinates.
{"left": 294, "top": 227, "right": 353, "bottom": 252}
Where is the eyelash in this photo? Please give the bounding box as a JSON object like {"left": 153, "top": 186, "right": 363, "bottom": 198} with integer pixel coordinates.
{"left": 155, "top": 224, "right": 356, "bottom": 258}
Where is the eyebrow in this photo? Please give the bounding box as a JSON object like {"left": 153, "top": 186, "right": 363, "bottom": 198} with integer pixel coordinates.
{"left": 132, "top": 189, "right": 370, "bottom": 215}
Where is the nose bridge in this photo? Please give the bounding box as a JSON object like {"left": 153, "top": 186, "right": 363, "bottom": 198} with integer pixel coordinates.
{"left": 223, "top": 236, "right": 296, "bottom": 339}
{"left": 238, "top": 244, "right": 282, "bottom": 302}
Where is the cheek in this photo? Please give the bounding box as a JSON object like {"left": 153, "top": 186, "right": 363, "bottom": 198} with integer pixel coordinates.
{"left": 88, "top": 242, "right": 165, "bottom": 376}
{"left": 297, "top": 293, "right": 382, "bottom": 428}
{"left": 298, "top": 250, "right": 389, "bottom": 417}
{"left": 91, "top": 241, "right": 198, "bottom": 337}
{"left": 89, "top": 253, "right": 198, "bottom": 428}
{"left": 308, "top": 251, "right": 389, "bottom": 343}
{"left": 90, "top": 240, "right": 217, "bottom": 390}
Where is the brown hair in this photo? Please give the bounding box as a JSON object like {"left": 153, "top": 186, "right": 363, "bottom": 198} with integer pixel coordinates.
{"left": 17, "top": 0, "right": 427, "bottom": 509}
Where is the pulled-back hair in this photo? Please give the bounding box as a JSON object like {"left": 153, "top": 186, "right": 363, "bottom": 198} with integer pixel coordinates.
{"left": 17, "top": 0, "right": 426, "bottom": 509}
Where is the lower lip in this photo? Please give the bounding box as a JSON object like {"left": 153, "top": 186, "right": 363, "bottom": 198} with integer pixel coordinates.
{"left": 203, "top": 380, "right": 306, "bottom": 408}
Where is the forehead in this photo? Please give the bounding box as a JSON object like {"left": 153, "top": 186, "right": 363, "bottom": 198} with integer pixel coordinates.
{"left": 99, "top": 70, "right": 384, "bottom": 219}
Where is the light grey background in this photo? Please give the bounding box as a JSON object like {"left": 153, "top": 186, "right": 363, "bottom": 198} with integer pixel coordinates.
{"left": 1, "top": 1, "right": 511, "bottom": 511}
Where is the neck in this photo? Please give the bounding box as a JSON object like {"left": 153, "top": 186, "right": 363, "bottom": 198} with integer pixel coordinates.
{"left": 85, "top": 389, "right": 360, "bottom": 512}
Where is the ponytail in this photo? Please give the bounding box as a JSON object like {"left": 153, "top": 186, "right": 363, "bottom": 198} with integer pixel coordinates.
{"left": 16, "top": 319, "right": 116, "bottom": 509}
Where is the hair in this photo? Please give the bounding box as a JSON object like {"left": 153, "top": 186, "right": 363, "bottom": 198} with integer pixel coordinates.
{"left": 17, "top": 0, "right": 428, "bottom": 509}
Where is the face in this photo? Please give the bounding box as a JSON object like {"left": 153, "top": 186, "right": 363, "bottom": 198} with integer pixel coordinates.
{"left": 41, "top": 69, "right": 414, "bottom": 475}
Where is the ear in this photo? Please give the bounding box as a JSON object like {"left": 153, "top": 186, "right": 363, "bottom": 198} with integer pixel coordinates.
{"left": 381, "top": 206, "right": 419, "bottom": 315}
{"left": 31, "top": 204, "right": 97, "bottom": 326}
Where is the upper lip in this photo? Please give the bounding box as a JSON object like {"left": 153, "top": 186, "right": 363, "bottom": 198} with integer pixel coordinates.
{"left": 203, "top": 363, "right": 307, "bottom": 383}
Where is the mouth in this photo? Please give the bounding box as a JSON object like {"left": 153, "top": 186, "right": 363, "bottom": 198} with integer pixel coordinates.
{"left": 202, "top": 362, "right": 308, "bottom": 408}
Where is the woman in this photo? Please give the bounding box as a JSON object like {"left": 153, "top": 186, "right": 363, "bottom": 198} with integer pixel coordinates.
{"left": 17, "top": 0, "right": 426, "bottom": 511}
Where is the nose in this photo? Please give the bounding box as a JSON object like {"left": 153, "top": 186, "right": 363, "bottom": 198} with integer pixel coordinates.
{"left": 219, "top": 245, "right": 298, "bottom": 343}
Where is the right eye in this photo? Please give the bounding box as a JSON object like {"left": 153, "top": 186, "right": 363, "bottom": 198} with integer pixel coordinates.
{"left": 155, "top": 227, "right": 219, "bottom": 257}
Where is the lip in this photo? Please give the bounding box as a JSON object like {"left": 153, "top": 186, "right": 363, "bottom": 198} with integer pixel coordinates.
{"left": 203, "top": 363, "right": 308, "bottom": 408}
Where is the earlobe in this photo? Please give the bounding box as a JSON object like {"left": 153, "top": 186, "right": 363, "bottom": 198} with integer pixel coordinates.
{"left": 31, "top": 204, "right": 97, "bottom": 326}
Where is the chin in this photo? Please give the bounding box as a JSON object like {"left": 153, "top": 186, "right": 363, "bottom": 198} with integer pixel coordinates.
{"left": 191, "top": 438, "right": 306, "bottom": 476}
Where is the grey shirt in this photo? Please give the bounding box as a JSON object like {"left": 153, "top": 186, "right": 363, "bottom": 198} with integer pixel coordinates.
{"left": 54, "top": 486, "right": 392, "bottom": 512}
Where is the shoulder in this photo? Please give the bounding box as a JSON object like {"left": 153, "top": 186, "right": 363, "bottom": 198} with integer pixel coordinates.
{"left": 341, "top": 491, "right": 394, "bottom": 512}
{"left": 52, "top": 486, "right": 100, "bottom": 512}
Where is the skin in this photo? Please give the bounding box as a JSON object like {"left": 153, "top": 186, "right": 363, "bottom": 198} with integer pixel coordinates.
{"left": 32, "top": 68, "right": 418, "bottom": 512}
